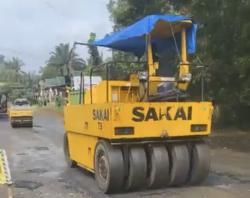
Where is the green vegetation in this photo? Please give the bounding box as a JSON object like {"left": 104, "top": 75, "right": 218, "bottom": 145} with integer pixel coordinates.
{"left": 40, "top": 43, "right": 86, "bottom": 79}
{"left": 88, "top": 33, "right": 102, "bottom": 66}
{"left": 0, "top": 55, "right": 39, "bottom": 101}
{"left": 107, "top": 0, "right": 250, "bottom": 128}
{"left": 0, "top": 56, "right": 24, "bottom": 83}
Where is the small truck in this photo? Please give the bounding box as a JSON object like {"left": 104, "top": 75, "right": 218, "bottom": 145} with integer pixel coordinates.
{"left": 9, "top": 98, "right": 33, "bottom": 128}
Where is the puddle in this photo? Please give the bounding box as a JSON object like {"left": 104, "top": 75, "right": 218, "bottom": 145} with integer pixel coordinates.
{"left": 14, "top": 180, "right": 43, "bottom": 190}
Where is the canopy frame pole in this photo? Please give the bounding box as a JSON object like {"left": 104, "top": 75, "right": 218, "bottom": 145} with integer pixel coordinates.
{"left": 79, "top": 72, "right": 83, "bottom": 104}
{"left": 177, "top": 27, "right": 190, "bottom": 91}
{"left": 169, "top": 23, "right": 181, "bottom": 62}
{"left": 146, "top": 34, "right": 151, "bottom": 100}
{"left": 106, "top": 64, "right": 109, "bottom": 103}
{"left": 181, "top": 28, "right": 188, "bottom": 64}
{"left": 90, "top": 68, "right": 93, "bottom": 104}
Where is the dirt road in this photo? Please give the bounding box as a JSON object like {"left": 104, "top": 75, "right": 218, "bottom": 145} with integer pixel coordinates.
{"left": 0, "top": 109, "right": 250, "bottom": 198}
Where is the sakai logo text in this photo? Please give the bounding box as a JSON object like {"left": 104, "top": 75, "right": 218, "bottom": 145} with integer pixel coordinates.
{"left": 93, "top": 109, "right": 109, "bottom": 121}
{"left": 132, "top": 106, "right": 192, "bottom": 122}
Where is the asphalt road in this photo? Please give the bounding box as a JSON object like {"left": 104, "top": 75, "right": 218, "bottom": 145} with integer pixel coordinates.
{"left": 0, "top": 109, "right": 250, "bottom": 198}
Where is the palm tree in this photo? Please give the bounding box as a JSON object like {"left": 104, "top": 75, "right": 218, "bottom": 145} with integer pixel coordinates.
{"left": 47, "top": 43, "right": 85, "bottom": 76}
{"left": 5, "top": 57, "right": 24, "bottom": 82}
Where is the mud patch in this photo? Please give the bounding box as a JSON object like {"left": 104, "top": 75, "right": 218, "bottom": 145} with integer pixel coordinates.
{"left": 210, "top": 131, "right": 250, "bottom": 153}
{"left": 14, "top": 180, "right": 43, "bottom": 190}
{"left": 205, "top": 172, "right": 250, "bottom": 187}
{"left": 25, "top": 168, "right": 48, "bottom": 174}
{"left": 33, "top": 129, "right": 40, "bottom": 134}
{"left": 33, "top": 146, "right": 49, "bottom": 151}
{"left": 206, "top": 173, "right": 232, "bottom": 186}
{"left": 16, "top": 153, "right": 26, "bottom": 156}
{"left": 57, "top": 178, "right": 65, "bottom": 183}
{"left": 139, "top": 189, "right": 176, "bottom": 197}
{"left": 63, "top": 183, "right": 91, "bottom": 197}
{"left": 213, "top": 172, "right": 250, "bottom": 184}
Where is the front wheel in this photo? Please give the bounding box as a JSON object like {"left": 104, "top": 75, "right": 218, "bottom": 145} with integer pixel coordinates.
{"left": 63, "top": 133, "right": 77, "bottom": 168}
{"left": 11, "top": 122, "right": 16, "bottom": 128}
{"left": 188, "top": 141, "right": 210, "bottom": 184}
{"left": 94, "top": 140, "right": 125, "bottom": 193}
{"left": 29, "top": 121, "right": 33, "bottom": 128}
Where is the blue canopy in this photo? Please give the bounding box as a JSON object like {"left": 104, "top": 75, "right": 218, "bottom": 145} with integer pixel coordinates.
{"left": 93, "top": 15, "right": 197, "bottom": 57}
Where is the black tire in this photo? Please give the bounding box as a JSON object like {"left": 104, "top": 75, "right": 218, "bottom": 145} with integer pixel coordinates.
{"left": 125, "top": 147, "right": 147, "bottom": 190}
{"left": 63, "top": 133, "right": 77, "bottom": 168}
{"left": 11, "top": 118, "right": 16, "bottom": 128}
{"left": 189, "top": 141, "right": 210, "bottom": 185}
{"left": 11, "top": 122, "right": 16, "bottom": 128}
{"left": 147, "top": 145, "right": 170, "bottom": 188}
{"left": 94, "top": 140, "right": 124, "bottom": 193}
{"left": 169, "top": 144, "right": 190, "bottom": 186}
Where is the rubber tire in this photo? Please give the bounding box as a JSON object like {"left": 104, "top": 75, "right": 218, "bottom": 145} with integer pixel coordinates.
{"left": 125, "top": 147, "right": 147, "bottom": 191}
{"left": 29, "top": 121, "right": 33, "bottom": 128}
{"left": 11, "top": 118, "right": 16, "bottom": 128}
{"left": 94, "top": 140, "right": 124, "bottom": 193}
{"left": 169, "top": 144, "right": 190, "bottom": 186}
{"left": 11, "top": 122, "right": 16, "bottom": 128}
{"left": 189, "top": 142, "right": 210, "bottom": 185}
{"left": 63, "top": 133, "right": 77, "bottom": 168}
{"left": 147, "top": 145, "right": 170, "bottom": 188}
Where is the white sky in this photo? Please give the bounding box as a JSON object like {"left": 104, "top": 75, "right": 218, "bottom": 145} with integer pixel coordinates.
{"left": 0, "top": 0, "right": 112, "bottom": 72}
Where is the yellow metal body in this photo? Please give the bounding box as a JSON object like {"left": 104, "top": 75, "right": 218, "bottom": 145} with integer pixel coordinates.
{"left": 64, "top": 20, "right": 213, "bottom": 172}
{"left": 177, "top": 28, "right": 190, "bottom": 91}
{"left": 64, "top": 81, "right": 213, "bottom": 171}
{"left": 147, "top": 23, "right": 191, "bottom": 95}
{"left": 65, "top": 102, "right": 212, "bottom": 140}
{"left": 9, "top": 106, "right": 33, "bottom": 127}
{"left": 9, "top": 108, "right": 33, "bottom": 118}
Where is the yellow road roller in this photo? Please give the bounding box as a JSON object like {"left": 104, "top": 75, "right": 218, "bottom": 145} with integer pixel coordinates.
{"left": 64, "top": 15, "right": 213, "bottom": 193}
{"left": 9, "top": 98, "right": 33, "bottom": 128}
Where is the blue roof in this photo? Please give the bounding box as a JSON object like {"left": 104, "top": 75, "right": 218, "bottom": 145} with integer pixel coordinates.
{"left": 93, "top": 15, "right": 197, "bottom": 57}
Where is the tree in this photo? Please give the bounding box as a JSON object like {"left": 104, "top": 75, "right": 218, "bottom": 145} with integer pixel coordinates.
{"left": 0, "top": 55, "right": 5, "bottom": 65}
{"left": 106, "top": 0, "right": 179, "bottom": 77}
{"left": 4, "top": 57, "right": 24, "bottom": 82}
{"left": 87, "top": 33, "right": 102, "bottom": 66}
{"left": 40, "top": 66, "right": 59, "bottom": 79}
{"left": 106, "top": 0, "right": 250, "bottom": 128}
{"left": 5, "top": 57, "right": 23, "bottom": 72}
{"left": 46, "top": 43, "right": 85, "bottom": 77}
{"left": 189, "top": 0, "right": 250, "bottom": 127}
{"left": 107, "top": 0, "right": 175, "bottom": 30}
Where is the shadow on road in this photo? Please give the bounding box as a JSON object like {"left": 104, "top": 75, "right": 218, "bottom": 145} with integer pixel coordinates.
{"left": 0, "top": 113, "right": 8, "bottom": 121}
